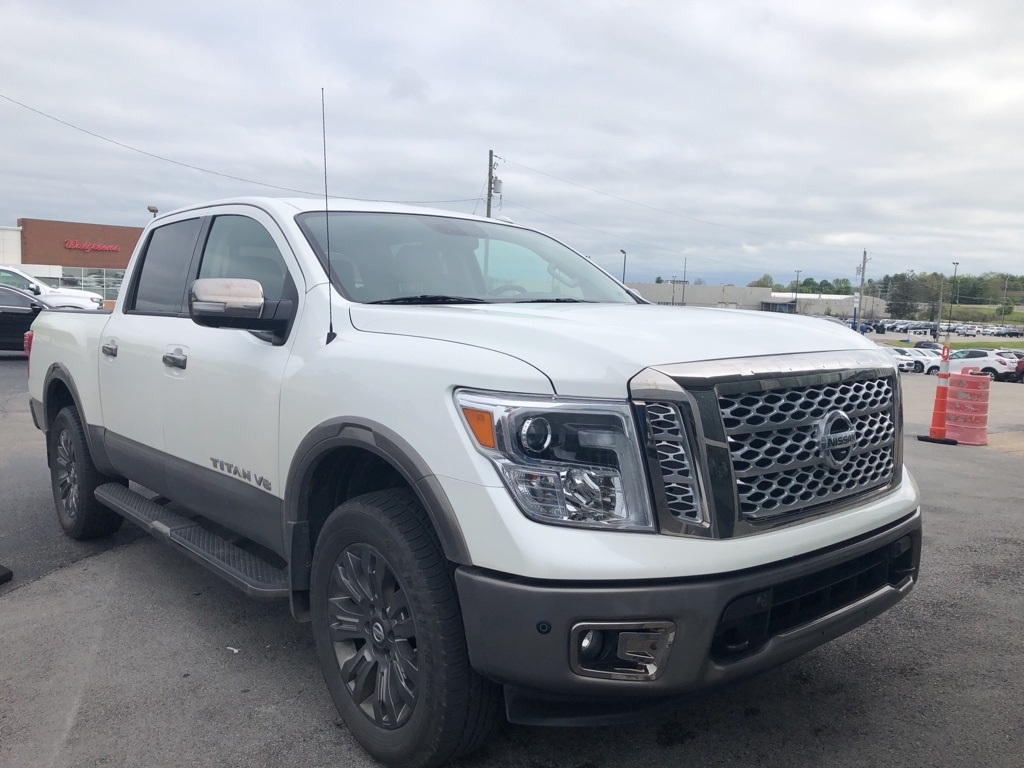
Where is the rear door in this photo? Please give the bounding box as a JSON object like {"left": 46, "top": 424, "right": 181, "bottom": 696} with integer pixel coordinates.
{"left": 97, "top": 216, "right": 204, "bottom": 493}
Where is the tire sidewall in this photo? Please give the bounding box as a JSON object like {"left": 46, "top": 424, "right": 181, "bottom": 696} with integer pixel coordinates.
{"left": 310, "top": 494, "right": 452, "bottom": 766}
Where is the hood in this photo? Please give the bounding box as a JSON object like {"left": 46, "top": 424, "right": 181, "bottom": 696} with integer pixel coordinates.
{"left": 45, "top": 285, "right": 103, "bottom": 301}
{"left": 349, "top": 303, "right": 881, "bottom": 398}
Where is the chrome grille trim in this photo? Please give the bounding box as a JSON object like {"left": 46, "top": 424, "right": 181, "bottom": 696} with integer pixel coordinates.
{"left": 645, "top": 403, "right": 705, "bottom": 525}
{"left": 630, "top": 352, "right": 904, "bottom": 539}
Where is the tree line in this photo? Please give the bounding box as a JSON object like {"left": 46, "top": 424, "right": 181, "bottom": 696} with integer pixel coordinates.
{"left": 742, "top": 271, "right": 1022, "bottom": 321}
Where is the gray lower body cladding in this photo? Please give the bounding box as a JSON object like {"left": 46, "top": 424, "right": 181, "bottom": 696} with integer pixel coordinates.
{"left": 456, "top": 510, "right": 921, "bottom": 711}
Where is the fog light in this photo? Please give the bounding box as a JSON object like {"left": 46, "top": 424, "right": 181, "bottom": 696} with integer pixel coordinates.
{"left": 570, "top": 621, "right": 676, "bottom": 681}
{"left": 578, "top": 629, "right": 605, "bottom": 661}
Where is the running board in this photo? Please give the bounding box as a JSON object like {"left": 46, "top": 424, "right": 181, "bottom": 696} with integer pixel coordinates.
{"left": 95, "top": 483, "right": 289, "bottom": 598}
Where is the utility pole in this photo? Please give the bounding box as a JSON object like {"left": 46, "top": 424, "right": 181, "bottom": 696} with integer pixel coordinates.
{"left": 671, "top": 275, "right": 677, "bottom": 305}
{"left": 1002, "top": 273, "right": 1010, "bottom": 322}
{"left": 486, "top": 150, "right": 494, "bottom": 218}
{"left": 854, "top": 249, "right": 868, "bottom": 330}
{"left": 794, "top": 269, "right": 802, "bottom": 314}
{"left": 936, "top": 275, "right": 944, "bottom": 340}
{"left": 681, "top": 257, "right": 688, "bottom": 305}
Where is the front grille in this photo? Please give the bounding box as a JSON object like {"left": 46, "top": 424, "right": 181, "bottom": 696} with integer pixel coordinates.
{"left": 719, "top": 377, "right": 897, "bottom": 520}
{"left": 645, "top": 403, "right": 703, "bottom": 524}
{"left": 711, "top": 533, "right": 916, "bottom": 662}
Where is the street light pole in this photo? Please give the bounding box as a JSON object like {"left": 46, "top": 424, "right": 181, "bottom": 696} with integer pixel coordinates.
{"left": 794, "top": 269, "right": 802, "bottom": 314}
{"left": 620, "top": 249, "right": 627, "bottom": 283}
{"left": 946, "top": 261, "right": 959, "bottom": 341}
{"left": 671, "top": 275, "right": 676, "bottom": 305}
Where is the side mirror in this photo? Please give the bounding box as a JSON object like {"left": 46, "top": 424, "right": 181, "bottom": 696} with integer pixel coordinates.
{"left": 189, "top": 278, "right": 294, "bottom": 342}
{"left": 29, "top": 284, "right": 42, "bottom": 295}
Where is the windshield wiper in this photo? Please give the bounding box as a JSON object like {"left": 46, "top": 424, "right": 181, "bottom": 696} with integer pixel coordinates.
{"left": 369, "top": 295, "right": 490, "bottom": 305}
{"left": 512, "top": 298, "right": 596, "bottom": 303}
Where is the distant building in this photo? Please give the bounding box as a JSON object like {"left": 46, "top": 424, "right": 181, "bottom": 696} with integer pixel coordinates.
{"left": 626, "top": 282, "right": 887, "bottom": 318}
{"left": 1, "top": 218, "right": 143, "bottom": 302}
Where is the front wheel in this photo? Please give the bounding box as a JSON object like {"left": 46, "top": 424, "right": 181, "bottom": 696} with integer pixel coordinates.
{"left": 913, "top": 362, "right": 924, "bottom": 373}
{"left": 981, "top": 368, "right": 998, "bottom": 381}
{"left": 311, "top": 489, "right": 502, "bottom": 768}
{"left": 49, "top": 406, "right": 123, "bottom": 539}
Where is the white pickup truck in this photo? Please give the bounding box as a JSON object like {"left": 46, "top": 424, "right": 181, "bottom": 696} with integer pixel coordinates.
{"left": 27, "top": 197, "right": 921, "bottom": 768}
{"left": 0, "top": 264, "right": 105, "bottom": 309}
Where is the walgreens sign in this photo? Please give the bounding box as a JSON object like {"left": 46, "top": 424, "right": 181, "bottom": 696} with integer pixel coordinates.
{"left": 64, "top": 239, "right": 120, "bottom": 253}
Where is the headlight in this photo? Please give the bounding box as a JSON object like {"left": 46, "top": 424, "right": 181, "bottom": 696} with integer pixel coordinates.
{"left": 455, "top": 390, "right": 655, "bottom": 532}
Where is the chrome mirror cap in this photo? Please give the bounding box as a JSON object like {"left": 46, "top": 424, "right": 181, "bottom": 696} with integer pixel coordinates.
{"left": 189, "top": 278, "right": 264, "bottom": 320}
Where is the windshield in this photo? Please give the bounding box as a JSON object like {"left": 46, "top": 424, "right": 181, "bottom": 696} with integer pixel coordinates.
{"left": 295, "top": 212, "right": 637, "bottom": 305}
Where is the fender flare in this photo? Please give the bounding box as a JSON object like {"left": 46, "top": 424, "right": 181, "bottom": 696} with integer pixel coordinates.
{"left": 40, "top": 364, "right": 118, "bottom": 476}
{"left": 284, "top": 416, "right": 471, "bottom": 565}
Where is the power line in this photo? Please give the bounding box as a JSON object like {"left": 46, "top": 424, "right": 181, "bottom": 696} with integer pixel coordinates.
{"left": 0, "top": 92, "right": 477, "bottom": 205}
{"left": 497, "top": 154, "right": 855, "bottom": 251}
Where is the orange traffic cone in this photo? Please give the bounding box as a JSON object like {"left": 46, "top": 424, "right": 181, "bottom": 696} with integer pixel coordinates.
{"left": 917, "top": 346, "right": 958, "bottom": 445}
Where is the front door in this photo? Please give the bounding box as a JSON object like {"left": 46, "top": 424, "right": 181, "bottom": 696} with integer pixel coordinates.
{"left": 161, "top": 209, "right": 302, "bottom": 555}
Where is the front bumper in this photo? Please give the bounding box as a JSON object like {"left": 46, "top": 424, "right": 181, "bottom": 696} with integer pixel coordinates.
{"left": 456, "top": 509, "right": 920, "bottom": 719}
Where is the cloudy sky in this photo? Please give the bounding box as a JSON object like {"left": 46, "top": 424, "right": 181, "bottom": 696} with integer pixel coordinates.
{"left": 2, "top": 0, "right": 1023, "bottom": 285}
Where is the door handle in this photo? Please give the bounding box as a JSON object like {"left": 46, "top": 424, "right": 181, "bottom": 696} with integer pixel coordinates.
{"left": 162, "top": 351, "right": 187, "bottom": 370}
{"left": 101, "top": 341, "right": 118, "bottom": 357}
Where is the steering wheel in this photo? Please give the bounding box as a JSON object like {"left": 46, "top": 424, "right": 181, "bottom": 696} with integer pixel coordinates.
{"left": 487, "top": 284, "right": 529, "bottom": 296}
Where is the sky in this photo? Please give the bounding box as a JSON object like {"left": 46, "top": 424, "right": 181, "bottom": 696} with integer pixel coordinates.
{"left": 2, "top": 0, "right": 1023, "bottom": 286}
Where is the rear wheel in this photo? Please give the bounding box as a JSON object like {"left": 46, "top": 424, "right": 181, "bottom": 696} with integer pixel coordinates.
{"left": 981, "top": 368, "right": 998, "bottom": 381}
{"left": 49, "top": 406, "right": 123, "bottom": 539}
{"left": 311, "top": 489, "right": 502, "bottom": 768}
{"left": 926, "top": 366, "right": 939, "bottom": 375}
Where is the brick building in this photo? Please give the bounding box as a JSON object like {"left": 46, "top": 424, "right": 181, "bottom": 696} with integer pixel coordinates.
{"left": 1, "top": 218, "right": 144, "bottom": 302}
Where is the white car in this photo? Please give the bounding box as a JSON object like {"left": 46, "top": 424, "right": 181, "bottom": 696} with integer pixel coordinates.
{"left": 923, "top": 349, "right": 1015, "bottom": 380}
{"left": 903, "top": 347, "right": 941, "bottom": 373}
{"left": 0, "top": 265, "right": 104, "bottom": 310}
{"left": 883, "top": 347, "right": 915, "bottom": 372}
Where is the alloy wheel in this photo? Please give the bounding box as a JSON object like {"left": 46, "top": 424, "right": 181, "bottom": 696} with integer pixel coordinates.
{"left": 327, "top": 543, "right": 419, "bottom": 729}
{"left": 55, "top": 429, "right": 80, "bottom": 519}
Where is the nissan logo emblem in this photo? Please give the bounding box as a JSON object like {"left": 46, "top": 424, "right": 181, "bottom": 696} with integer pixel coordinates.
{"left": 818, "top": 410, "right": 857, "bottom": 469}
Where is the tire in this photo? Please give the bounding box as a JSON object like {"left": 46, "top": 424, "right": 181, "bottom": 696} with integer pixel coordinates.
{"left": 981, "top": 368, "right": 998, "bottom": 381}
{"left": 926, "top": 366, "right": 939, "bottom": 376}
{"left": 913, "top": 362, "right": 924, "bottom": 373}
{"left": 311, "top": 489, "right": 502, "bottom": 768}
{"left": 49, "top": 406, "right": 124, "bottom": 539}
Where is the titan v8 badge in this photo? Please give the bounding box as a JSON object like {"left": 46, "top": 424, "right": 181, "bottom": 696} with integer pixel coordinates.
{"left": 209, "top": 457, "right": 272, "bottom": 491}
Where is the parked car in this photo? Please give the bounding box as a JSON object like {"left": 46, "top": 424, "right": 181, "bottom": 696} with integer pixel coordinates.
{"left": 913, "top": 341, "right": 941, "bottom": 350}
{"left": 923, "top": 349, "right": 1016, "bottom": 380}
{"left": 883, "top": 347, "right": 915, "bottom": 372}
{"left": 0, "top": 265, "right": 104, "bottom": 310}
{"left": 0, "top": 284, "right": 52, "bottom": 351}
{"left": 903, "top": 347, "right": 941, "bottom": 373}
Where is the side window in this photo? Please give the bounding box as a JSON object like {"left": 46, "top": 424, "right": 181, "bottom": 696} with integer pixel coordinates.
{"left": 198, "top": 216, "right": 291, "bottom": 301}
{"left": 0, "top": 270, "right": 33, "bottom": 291}
{"left": 0, "top": 287, "right": 33, "bottom": 307}
{"left": 130, "top": 219, "right": 203, "bottom": 314}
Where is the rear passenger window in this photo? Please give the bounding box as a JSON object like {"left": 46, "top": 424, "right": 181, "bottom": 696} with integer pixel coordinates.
{"left": 197, "top": 216, "right": 291, "bottom": 301}
{"left": 130, "top": 219, "right": 202, "bottom": 314}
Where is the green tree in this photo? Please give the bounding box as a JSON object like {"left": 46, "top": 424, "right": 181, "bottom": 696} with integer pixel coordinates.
{"left": 655, "top": 276, "right": 664, "bottom": 284}
{"left": 884, "top": 272, "right": 918, "bottom": 319}
{"left": 747, "top": 273, "right": 775, "bottom": 288}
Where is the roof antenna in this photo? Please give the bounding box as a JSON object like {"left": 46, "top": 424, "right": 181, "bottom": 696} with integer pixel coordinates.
{"left": 322, "top": 87, "right": 337, "bottom": 345}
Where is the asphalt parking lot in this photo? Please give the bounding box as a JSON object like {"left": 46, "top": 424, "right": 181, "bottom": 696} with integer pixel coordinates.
{"left": 2, "top": 352, "right": 1023, "bottom": 768}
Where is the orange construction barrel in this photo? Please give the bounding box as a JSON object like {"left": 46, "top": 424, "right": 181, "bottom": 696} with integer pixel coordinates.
{"left": 945, "top": 367, "right": 990, "bottom": 446}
